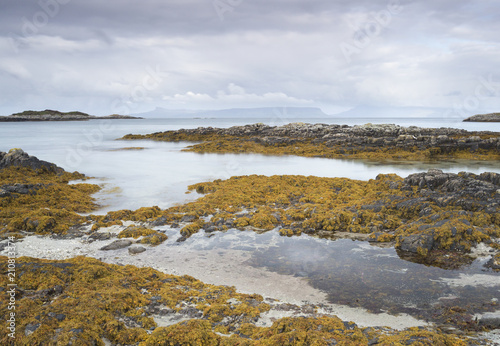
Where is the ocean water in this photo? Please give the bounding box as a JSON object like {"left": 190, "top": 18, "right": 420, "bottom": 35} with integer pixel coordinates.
{"left": 0, "top": 117, "right": 498, "bottom": 213}
{"left": 1, "top": 117, "right": 499, "bottom": 329}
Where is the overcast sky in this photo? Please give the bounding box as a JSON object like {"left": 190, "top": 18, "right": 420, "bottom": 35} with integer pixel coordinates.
{"left": 1, "top": 0, "right": 500, "bottom": 116}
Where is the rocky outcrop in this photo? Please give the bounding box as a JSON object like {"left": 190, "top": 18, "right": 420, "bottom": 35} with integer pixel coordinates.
{"left": 125, "top": 123, "right": 500, "bottom": 159}
{"left": 0, "top": 183, "right": 46, "bottom": 197}
{"left": 0, "top": 149, "right": 63, "bottom": 173}
{"left": 395, "top": 169, "right": 500, "bottom": 255}
{"left": 464, "top": 113, "right": 500, "bottom": 122}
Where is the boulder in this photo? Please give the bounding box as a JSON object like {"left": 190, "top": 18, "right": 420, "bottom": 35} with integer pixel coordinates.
{"left": 128, "top": 245, "right": 147, "bottom": 255}
{"left": 0, "top": 149, "right": 63, "bottom": 173}
{"left": 397, "top": 234, "right": 435, "bottom": 254}
{"left": 100, "top": 239, "right": 132, "bottom": 251}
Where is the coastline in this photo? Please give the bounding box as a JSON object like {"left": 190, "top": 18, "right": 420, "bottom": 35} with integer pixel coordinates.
{"left": 0, "top": 122, "right": 499, "bottom": 344}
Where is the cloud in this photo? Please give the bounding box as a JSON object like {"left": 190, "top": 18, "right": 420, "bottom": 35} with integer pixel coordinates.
{"left": 0, "top": 0, "right": 500, "bottom": 115}
{"left": 162, "top": 83, "right": 314, "bottom": 109}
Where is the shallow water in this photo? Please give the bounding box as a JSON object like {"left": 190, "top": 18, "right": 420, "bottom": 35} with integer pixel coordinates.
{"left": 1, "top": 118, "right": 499, "bottom": 213}
{"left": 115, "top": 227, "right": 500, "bottom": 325}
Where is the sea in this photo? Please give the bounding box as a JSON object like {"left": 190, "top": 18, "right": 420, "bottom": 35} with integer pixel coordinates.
{"left": 0, "top": 117, "right": 498, "bottom": 214}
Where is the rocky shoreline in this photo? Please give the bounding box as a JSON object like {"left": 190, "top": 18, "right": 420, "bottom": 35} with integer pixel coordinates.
{"left": 1, "top": 149, "right": 499, "bottom": 344}
{"left": 464, "top": 113, "right": 500, "bottom": 122}
{"left": 0, "top": 109, "right": 141, "bottom": 122}
{"left": 121, "top": 122, "right": 500, "bottom": 161}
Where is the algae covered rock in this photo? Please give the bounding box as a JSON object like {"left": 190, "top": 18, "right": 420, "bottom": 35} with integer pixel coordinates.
{"left": 0, "top": 153, "right": 100, "bottom": 236}
{"left": 119, "top": 122, "right": 500, "bottom": 161}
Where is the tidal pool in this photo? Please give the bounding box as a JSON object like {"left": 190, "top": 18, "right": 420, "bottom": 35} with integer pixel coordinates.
{"left": 172, "top": 228, "right": 500, "bottom": 326}
{"left": 8, "top": 225, "right": 500, "bottom": 330}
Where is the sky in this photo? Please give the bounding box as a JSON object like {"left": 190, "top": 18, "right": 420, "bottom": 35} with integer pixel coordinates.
{"left": 1, "top": 0, "right": 500, "bottom": 117}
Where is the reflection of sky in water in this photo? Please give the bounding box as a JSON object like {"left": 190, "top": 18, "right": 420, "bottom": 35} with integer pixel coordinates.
{"left": 1, "top": 119, "right": 498, "bottom": 213}
{"left": 172, "top": 228, "right": 500, "bottom": 320}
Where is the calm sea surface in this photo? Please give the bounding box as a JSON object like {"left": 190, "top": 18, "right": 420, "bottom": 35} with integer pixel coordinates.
{"left": 0, "top": 117, "right": 498, "bottom": 213}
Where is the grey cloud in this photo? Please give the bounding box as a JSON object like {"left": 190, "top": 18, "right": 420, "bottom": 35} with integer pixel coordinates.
{"left": 0, "top": 0, "right": 499, "bottom": 115}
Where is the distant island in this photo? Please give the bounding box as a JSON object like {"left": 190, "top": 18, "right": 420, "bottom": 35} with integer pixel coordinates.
{"left": 463, "top": 113, "right": 500, "bottom": 122}
{"left": 132, "top": 106, "right": 328, "bottom": 119}
{"left": 0, "top": 109, "right": 142, "bottom": 122}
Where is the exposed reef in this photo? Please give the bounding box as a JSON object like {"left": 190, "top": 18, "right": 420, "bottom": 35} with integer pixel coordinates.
{"left": 120, "top": 123, "right": 500, "bottom": 161}
{"left": 0, "top": 256, "right": 472, "bottom": 345}
{"left": 0, "top": 109, "right": 141, "bottom": 121}
{"left": 0, "top": 149, "right": 100, "bottom": 237}
{"left": 464, "top": 113, "right": 500, "bottom": 122}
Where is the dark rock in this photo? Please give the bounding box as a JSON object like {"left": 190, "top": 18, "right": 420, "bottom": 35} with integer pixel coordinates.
{"left": 484, "top": 256, "right": 500, "bottom": 271}
{"left": 151, "top": 216, "right": 168, "bottom": 226}
{"left": 397, "top": 234, "right": 435, "bottom": 253}
{"left": 48, "top": 312, "right": 66, "bottom": 322}
{"left": 176, "top": 236, "right": 188, "bottom": 243}
{"left": 180, "top": 215, "right": 197, "bottom": 222}
{"left": 0, "top": 149, "right": 63, "bottom": 173}
{"left": 99, "top": 239, "right": 132, "bottom": 251}
{"left": 179, "top": 307, "right": 203, "bottom": 318}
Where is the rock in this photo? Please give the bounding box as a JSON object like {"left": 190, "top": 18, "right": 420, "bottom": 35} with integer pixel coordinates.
{"left": 484, "top": 256, "right": 500, "bottom": 271}
{"left": 88, "top": 232, "right": 112, "bottom": 242}
{"left": 151, "top": 216, "right": 168, "bottom": 226}
{"left": 48, "top": 312, "right": 67, "bottom": 321}
{"left": 99, "top": 239, "right": 132, "bottom": 251}
{"left": 180, "top": 215, "right": 197, "bottom": 222}
{"left": 477, "top": 312, "right": 500, "bottom": 329}
{"left": 25, "top": 323, "right": 41, "bottom": 336}
{"left": 397, "top": 234, "right": 435, "bottom": 254}
{"left": 0, "top": 149, "right": 63, "bottom": 173}
{"left": 128, "top": 245, "right": 147, "bottom": 255}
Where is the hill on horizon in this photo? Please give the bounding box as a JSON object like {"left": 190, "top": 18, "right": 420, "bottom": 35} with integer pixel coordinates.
{"left": 132, "top": 107, "right": 328, "bottom": 119}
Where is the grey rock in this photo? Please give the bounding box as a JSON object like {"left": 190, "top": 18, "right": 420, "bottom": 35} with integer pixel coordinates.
{"left": 99, "top": 239, "right": 132, "bottom": 251}
{"left": 48, "top": 312, "right": 66, "bottom": 322}
{"left": 397, "top": 234, "right": 435, "bottom": 253}
{"left": 180, "top": 214, "right": 197, "bottom": 222}
{"left": 0, "top": 149, "right": 63, "bottom": 173}
{"left": 25, "top": 323, "right": 41, "bottom": 336}
{"left": 128, "top": 245, "right": 147, "bottom": 255}
{"left": 88, "top": 232, "right": 112, "bottom": 241}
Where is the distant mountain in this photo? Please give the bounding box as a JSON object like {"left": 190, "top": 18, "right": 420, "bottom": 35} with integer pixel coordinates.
{"left": 331, "top": 106, "right": 445, "bottom": 118}
{"left": 133, "top": 107, "right": 328, "bottom": 119}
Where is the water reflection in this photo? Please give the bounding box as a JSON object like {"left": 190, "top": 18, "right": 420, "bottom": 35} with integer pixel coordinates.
{"left": 178, "top": 228, "right": 500, "bottom": 324}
